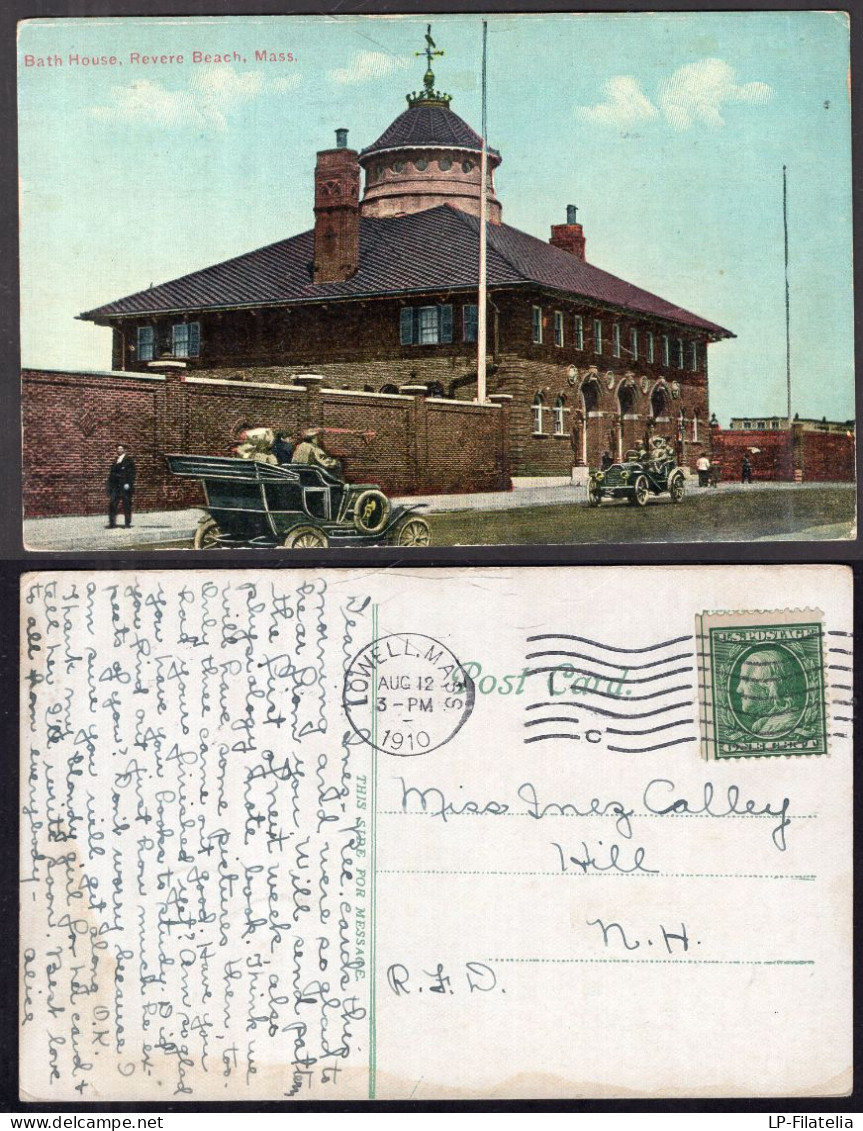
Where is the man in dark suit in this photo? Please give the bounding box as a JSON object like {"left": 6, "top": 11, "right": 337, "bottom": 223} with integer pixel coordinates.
{"left": 106, "top": 444, "right": 136, "bottom": 528}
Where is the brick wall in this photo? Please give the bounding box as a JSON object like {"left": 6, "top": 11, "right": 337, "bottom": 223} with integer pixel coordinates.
{"left": 798, "top": 430, "right": 855, "bottom": 482}
{"left": 22, "top": 369, "right": 168, "bottom": 517}
{"left": 710, "top": 429, "right": 794, "bottom": 481}
{"left": 710, "top": 427, "right": 855, "bottom": 482}
{"left": 22, "top": 368, "right": 508, "bottom": 517}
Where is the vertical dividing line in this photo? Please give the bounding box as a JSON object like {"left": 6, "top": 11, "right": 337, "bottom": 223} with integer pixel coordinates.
{"left": 783, "top": 164, "right": 792, "bottom": 425}
{"left": 368, "top": 603, "right": 379, "bottom": 1099}
{"left": 476, "top": 19, "right": 488, "bottom": 405}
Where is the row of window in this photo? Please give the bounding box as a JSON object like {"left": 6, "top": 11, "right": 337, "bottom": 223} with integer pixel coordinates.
{"left": 531, "top": 307, "right": 699, "bottom": 371}
{"left": 370, "top": 157, "right": 474, "bottom": 180}
{"left": 400, "top": 304, "right": 479, "bottom": 345}
{"left": 137, "top": 307, "right": 700, "bottom": 367}
{"left": 531, "top": 393, "right": 702, "bottom": 439}
{"left": 137, "top": 322, "right": 201, "bottom": 361}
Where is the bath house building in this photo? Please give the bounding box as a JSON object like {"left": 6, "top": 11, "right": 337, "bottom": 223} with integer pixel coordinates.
{"left": 80, "top": 43, "right": 733, "bottom": 479}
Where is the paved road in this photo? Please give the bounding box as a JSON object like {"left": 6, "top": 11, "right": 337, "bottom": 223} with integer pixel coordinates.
{"left": 23, "top": 481, "right": 855, "bottom": 551}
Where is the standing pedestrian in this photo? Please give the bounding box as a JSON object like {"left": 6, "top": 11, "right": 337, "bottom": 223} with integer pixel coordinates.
{"left": 106, "top": 443, "right": 136, "bottom": 528}
{"left": 741, "top": 455, "right": 753, "bottom": 484}
{"left": 696, "top": 451, "right": 711, "bottom": 488}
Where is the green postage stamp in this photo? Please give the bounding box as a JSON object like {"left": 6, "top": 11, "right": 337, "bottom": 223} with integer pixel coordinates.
{"left": 697, "top": 608, "right": 828, "bottom": 759}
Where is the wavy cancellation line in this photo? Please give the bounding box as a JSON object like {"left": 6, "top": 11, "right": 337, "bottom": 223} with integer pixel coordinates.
{"left": 526, "top": 633, "right": 694, "bottom": 653}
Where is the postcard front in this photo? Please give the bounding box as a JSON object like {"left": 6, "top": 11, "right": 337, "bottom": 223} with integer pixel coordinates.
{"left": 18, "top": 12, "right": 854, "bottom": 551}
{"left": 20, "top": 565, "right": 852, "bottom": 1099}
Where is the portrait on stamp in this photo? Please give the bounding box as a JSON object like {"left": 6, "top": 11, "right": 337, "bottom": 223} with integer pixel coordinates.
{"left": 17, "top": 12, "right": 855, "bottom": 550}
{"left": 697, "top": 612, "right": 828, "bottom": 758}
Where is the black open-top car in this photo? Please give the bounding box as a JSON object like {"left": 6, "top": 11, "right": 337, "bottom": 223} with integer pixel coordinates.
{"left": 166, "top": 454, "right": 431, "bottom": 548}
{"left": 587, "top": 443, "right": 686, "bottom": 508}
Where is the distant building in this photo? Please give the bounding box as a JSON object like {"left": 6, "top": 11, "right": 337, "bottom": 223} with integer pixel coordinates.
{"left": 77, "top": 31, "right": 733, "bottom": 480}
{"left": 729, "top": 415, "right": 855, "bottom": 435}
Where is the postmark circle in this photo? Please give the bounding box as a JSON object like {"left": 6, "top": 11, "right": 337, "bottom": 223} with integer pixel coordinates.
{"left": 343, "top": 632, "right": 475, "bottom": 756}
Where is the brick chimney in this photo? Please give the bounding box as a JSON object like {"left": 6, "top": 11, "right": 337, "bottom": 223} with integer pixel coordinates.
{"left": 549, "top": 204, "right": 586, "bottom": 261}
{"left": 313, "top": 128, "right": 360, "bottom": 283}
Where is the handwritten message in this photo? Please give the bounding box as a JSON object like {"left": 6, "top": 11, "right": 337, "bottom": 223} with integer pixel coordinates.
{"left": 21, "top": 574, "right": 373, "bottom": 1100}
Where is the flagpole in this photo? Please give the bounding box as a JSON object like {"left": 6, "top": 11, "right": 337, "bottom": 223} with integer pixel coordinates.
{"left": 477, "top": 19, "right": 488, "bottom": 404}
{"left": 783, "top": 164, "right": 791, "bottom": 426}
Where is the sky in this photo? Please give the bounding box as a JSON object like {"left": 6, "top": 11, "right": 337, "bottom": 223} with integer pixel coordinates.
{"left": 17, "top": 12, "right": 854, "bottom": 425}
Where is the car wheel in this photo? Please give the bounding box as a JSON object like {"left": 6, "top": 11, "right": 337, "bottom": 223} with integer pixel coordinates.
{"left": 194, "top": 516, "right": 222, "bottom": 549}
{"left": 283, "top": 525, "right": 330, "bottom": 549}
{"left": 394, "top": 516, "right": 431, "bottom": 546}
{"left": 633, "top": 475, "right": 649, "bottom": 507}
{"left": 669, "top": 472, "right": 685, "bottom": 503}
{"left": 587, "top": 477, "right": 602, "bottom": 507}
{"left": 353, "top": 489, "right": 391, "bottom": 535}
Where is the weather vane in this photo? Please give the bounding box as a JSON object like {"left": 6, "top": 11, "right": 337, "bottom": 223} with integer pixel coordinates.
{"left": 415, "top": 24, "right": 444, "bottom": 94}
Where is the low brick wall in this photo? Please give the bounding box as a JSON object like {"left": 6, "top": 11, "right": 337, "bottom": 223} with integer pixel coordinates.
{"left": 711, "top": 426, "right": 855, "bottom": 483}
{"left": 22, "top": 368, "right": 510, "bottom": 517}
{"left": 710, "top": 429, "right": 795, "bottom": 482}
{"left": 799, "top": 430, "right": 855, "bottom": 482}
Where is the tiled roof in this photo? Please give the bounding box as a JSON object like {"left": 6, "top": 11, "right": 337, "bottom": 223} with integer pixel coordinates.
{"left": 359, "top": 104, "right": 501, "bottom": 162}
{"left": 80, "top": 205, "right": 732, "bottom": 337}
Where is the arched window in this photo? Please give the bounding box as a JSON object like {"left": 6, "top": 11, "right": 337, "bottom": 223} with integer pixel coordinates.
{"left": 618, "top": 382, "right": 636, "bottom": 417}
{"left": 426, "top": 381, "right": 445, "bottom": 399}
{"left": 582, "top": 377, "right": 600, "bottom": 415}
{"left": 379, "top": 383, "right": 399, "bottom": 395}
{"left": 554, "top": 394, "right": 567, "bottom": 436}
{"left": 532, "top": 393, "right": 545, "bottom": 435}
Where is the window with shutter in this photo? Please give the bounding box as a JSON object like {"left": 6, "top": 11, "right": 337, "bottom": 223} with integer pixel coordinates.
{"left": 137, "top": 325, "right": 154, "bottom": 362}
{"left": 531, "top": 306, "right": 543, "bottom": 344}
{"left": 463, "top": 305, "right": 478, "bottom": 343}
{"left": 172, "top": 322, "right": 201, "bottom": 358}
{"left": 400, "top": 304, "right": 455, "bottom": 345}
{"left": 438, "top": 304, "right": 453, "bottom": 344}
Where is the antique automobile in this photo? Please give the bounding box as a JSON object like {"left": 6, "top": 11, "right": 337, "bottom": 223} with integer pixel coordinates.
{"left": 586, "top": 439, "right": 686, "bottom": 508}
{"left": 166, "top": 454, "right": 431, "bottom": 548}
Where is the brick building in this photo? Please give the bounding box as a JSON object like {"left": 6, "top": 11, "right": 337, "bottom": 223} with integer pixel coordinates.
{"left": 74, "top": 41, "right": 733, "bottom": 484}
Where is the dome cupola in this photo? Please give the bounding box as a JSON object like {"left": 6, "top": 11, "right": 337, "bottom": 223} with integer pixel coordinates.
{"left": 358, "top": 26, "right": 502, "bottom": 223}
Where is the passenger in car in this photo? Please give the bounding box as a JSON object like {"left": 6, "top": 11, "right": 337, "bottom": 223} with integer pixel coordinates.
{"left": 291, "top": 428, "right": 343, "bottom": 478}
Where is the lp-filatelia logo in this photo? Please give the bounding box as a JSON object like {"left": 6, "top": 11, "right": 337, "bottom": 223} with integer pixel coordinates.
{"left": 768, "top": 1120, "right": 853, "bottom": 1128}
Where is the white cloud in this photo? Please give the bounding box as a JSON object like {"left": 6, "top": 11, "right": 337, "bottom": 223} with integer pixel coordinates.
{"left": 272, "top": 72, "right": 302, "bottom": 94}
{"left": 328, "top": 50, "right": 410, "bottom": 86}
{"left": 575, "top": 75, "right": 659, "bottom": 128}
{"left": 91, "top": 67, "right": 296, "bottom": 132}
{"left": 192, "top": 67, "right": 264, "bottom": 101}
{"left": 658, "top": 58, "right": 773, "bottom": 130}
{"left": 91, "top": 78, "right": 217, "bottom": 129}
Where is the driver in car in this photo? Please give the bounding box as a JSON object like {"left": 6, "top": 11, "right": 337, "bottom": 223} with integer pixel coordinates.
{"left": 291, "top": 428, "right": 343, "bottom": 478}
